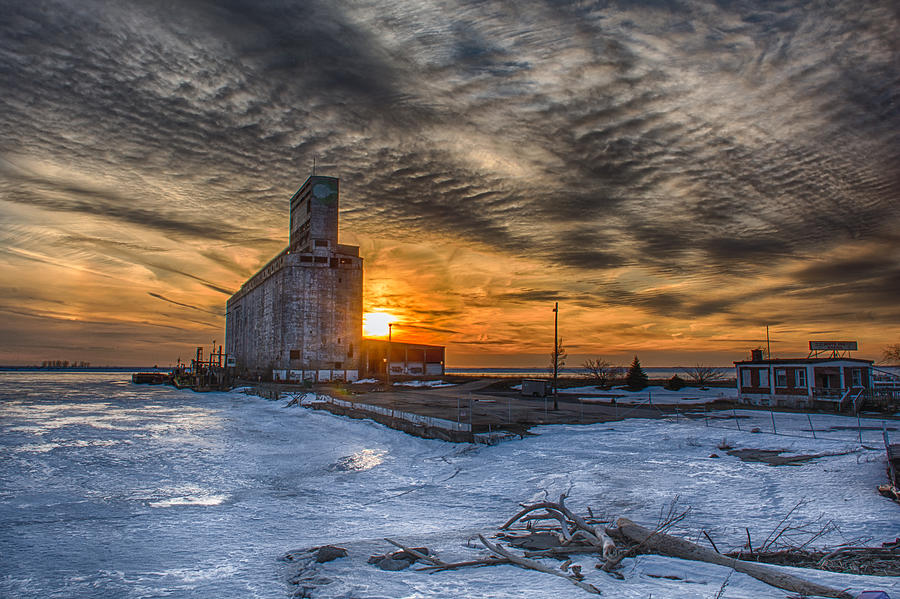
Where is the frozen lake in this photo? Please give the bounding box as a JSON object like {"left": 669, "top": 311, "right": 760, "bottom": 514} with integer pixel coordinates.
{"left": 1, "top": 372, "right": 898, "bottom": 598}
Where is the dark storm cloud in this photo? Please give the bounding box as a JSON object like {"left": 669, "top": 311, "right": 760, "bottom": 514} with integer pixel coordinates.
{"left": 396, "top": 323, "right": 461, "bottom": 335}
{"left": 789, "top": 259, "right": 900, "bottom": 311}
{"left": 1, "top": 0, "right": 898, "bottom": 335}
{"left": 148, "top": 292, "right": 221, "bottom": 316}
{"left": 494, "top": 289, "right": 567, "bottom": 304}
{"left": 0, "top": 160, "right": 251, "bottom": 242}
{"left": 144, "top": 263, "right": 234, "bottom": 296}
{"left": 453, "top": 337, "right": 520, "bottom": 347}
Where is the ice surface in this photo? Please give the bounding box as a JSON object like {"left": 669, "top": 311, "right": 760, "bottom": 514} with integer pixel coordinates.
{"left": 1, "top": 372, "right": 897, "bottom": 598}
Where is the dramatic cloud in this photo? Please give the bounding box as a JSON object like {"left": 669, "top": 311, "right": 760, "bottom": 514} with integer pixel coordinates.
{"left": 0, "top": 0, "right": 897, "bottom": 366}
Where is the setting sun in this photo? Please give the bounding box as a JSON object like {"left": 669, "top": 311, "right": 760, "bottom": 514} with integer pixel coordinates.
{"left": 363, "top": 312, "right": 397, "bottom": 338}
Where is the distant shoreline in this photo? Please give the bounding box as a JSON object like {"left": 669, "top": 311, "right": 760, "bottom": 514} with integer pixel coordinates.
{"left": 0, "top": 367, "right": 168, "bottom": 372}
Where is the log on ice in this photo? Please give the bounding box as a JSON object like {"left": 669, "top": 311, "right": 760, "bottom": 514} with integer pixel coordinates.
{"left": 615, "top": 517, "right": 852, "bottom": 599}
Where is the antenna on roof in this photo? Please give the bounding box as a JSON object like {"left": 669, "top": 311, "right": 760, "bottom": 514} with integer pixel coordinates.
{"left": 313, "top": 155, "right": 317, "bottom": 176}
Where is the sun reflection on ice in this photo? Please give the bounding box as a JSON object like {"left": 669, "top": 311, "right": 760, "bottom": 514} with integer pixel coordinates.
{"left": 329, "top": 449, "right": 386, "bottom": 472}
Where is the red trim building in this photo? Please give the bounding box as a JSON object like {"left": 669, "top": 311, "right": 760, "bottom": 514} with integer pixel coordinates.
{"left": 360, "top": 339, "right": 445, "bottom": 378}
{"left": 734, "top": 352, "right": 873, "bottom": 410}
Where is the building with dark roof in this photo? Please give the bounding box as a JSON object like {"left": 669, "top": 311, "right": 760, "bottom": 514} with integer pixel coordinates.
{"left": 225, "top": 175, "right": 444, "bottom": 382}
{"left": 734, "top": 347, "right": 873, "bottom": 410}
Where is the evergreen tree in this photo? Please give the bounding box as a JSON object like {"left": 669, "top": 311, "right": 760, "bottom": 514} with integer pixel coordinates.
{"left": 625, "top": 355, "right": 649, "bottom": 390}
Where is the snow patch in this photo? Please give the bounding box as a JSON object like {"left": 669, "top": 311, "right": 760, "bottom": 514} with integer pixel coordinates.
{"left": 148, "top": 485, "right": 229, "bottom": 508}
{"left": 392, "top": 380, "right": 455, "bottom": 388}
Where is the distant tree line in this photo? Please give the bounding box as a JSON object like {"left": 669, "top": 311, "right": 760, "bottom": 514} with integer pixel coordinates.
{"left": 40, "top": 360, "right": 91, "bottom": 368}
{"left": 581, "top": 356, "right": 729, "bottom": 391}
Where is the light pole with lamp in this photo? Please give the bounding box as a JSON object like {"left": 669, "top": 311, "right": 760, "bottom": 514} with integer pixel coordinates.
{"left": 553, "top": 302, "right": 559, "bottom": 411}
{"left": 386, "top": 322, "right": 393, "bottom": 386}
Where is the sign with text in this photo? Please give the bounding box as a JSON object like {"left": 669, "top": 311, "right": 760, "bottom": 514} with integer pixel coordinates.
{"left": 809, "top": 341, "right": 858, "bottom": 351}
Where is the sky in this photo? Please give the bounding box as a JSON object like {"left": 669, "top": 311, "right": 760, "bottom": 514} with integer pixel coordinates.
{"left": 1, "top": 0, "right": 898, "bottom": 368}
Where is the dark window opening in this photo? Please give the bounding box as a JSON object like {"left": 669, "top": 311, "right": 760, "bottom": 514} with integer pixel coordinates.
{"left": 347, "top": 343, "right": 353, "bottom": 358}
{"left": 334, "top": 362, "right": 342, "bottom": 369}
{"left": 289, "top": 350, "right": 300, "bottom": 360}
{"left": 315, "top": 239, "right": 328, "bottom": 247}
{"left": 314, "top": 256, "right": 328, "bottom": 263}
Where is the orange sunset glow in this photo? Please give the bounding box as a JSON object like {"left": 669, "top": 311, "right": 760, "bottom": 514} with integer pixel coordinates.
{"left": 0, "top": 1, "right": 897, "bottom": 368}
{"left": 362, "top": 312, "right": 397, "bottom": 339}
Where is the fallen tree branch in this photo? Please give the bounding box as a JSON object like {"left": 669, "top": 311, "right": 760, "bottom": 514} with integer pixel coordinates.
{"left": 523, "top": 546, "right": 606, "bottom": 558}
{"left": 616, "top": 517, "right": 853, "bottom": 598}
{"left": 384, "top": 538, "right": 446, "bottom": 566}
{"left": 559, "top": 494, "right": 617, "bottom": 559}
{"left": 478, "top": 534, "right": 602, "bottom": 595}
{"left": 501, "top": 501, "right": 567, "bottom": 530}
{"left": 417, "top": 557, "right": 510, "bottom": 572}
{"left": 600, "top": 500, "right": 689, "bottom": 573}
{"left": 501, "top": 496, "right": 616, "bottom": 558}
{"left": 703, "top": 530, "right": 720, "bottom": 553}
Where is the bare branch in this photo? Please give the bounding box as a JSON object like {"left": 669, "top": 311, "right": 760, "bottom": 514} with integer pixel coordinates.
{"left": 384, "top": 538, "right": 446, "bottom": 566}
{"left": 680, "top": 364, "right": 727, "bottom": 386}
{"left": 581, "top": 358, "right": 623, "bottom": 388}
{"left": 478, "top": 534, "right": 602, "bottom": 595}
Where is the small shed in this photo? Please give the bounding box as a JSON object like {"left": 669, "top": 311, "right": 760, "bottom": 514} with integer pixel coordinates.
{"left": 521, "top": 379, "right": 550, "bottom": 397}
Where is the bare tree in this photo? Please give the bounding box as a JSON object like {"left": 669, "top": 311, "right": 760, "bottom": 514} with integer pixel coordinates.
{"left": 582, "top": 358, "right": 622, "bottom": 388}
{"left": 681, "top": 364, "right": 727, "bottom": 386}
{"left": 882, "top": 344, "right": 900, "bottom": 364}
{"left": 548, "top": 338, "right": 567, "bottom": 375}
{"left": 548, "top": 338, "right": 567, "bottom": 408}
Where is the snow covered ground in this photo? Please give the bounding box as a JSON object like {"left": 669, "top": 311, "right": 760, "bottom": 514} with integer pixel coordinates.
{"left": 1, "top": 372, "right": 897, "bottom": 598}
{"left": 392, "top": 379, "right": 456, "bottom": 388}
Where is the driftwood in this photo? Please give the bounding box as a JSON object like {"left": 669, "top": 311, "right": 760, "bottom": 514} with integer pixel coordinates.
{"left": 723, "top": 539, "right": 900, "bottom": 577}
{"left": 384, "top": 538, "right": 446, "bottom": 566}
{"left": 501, "top": 494, "right": 617, "bottom": 558}
{"left": 417, "top": 557, "right": 510, "bottom": 572}
{"left": 478, "top": 534, "right": 602, "bottom": 595}
{"left": 615, "top": 517, "right": 853, "bottom": 599}
{"left": 371, "top": 498, "right": 890, "bottom": 597}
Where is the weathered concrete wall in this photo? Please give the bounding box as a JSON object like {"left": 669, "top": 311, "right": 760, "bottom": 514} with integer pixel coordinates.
{"left": 289, "top": 176, "right": 339, "bottom": 250}
{"left": 225, "top": 251, "right": 362, "bottom": 374}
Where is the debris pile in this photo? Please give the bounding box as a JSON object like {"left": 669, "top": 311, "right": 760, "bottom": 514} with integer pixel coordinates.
{"left": 285, "top": 495, "right": 896, "bottom": 597}
{"left": 373, "top": 494, "right": 895, "bottom": 598}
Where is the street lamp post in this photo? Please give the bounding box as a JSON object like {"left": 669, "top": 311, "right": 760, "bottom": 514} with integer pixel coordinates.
{"left": 553, "top": 302, "right": 559, "bottom": 411}
{"left": 386, "top": 322, "right": 393, "bottom": 387}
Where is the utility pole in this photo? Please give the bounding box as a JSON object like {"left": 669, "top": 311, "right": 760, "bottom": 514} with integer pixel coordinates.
{"left": 386, "top": 323, "right": 392, "bottom": 387}
{"left": 766, "top": 325, "right": 771, "bottom": 359}
{"left": 553, "top": 302, "right": 559, "bottom": 411}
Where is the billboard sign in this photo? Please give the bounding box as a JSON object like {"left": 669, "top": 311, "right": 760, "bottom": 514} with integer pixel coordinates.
{"left": 809, "top": 341, "right": 857, "bottom": 351}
